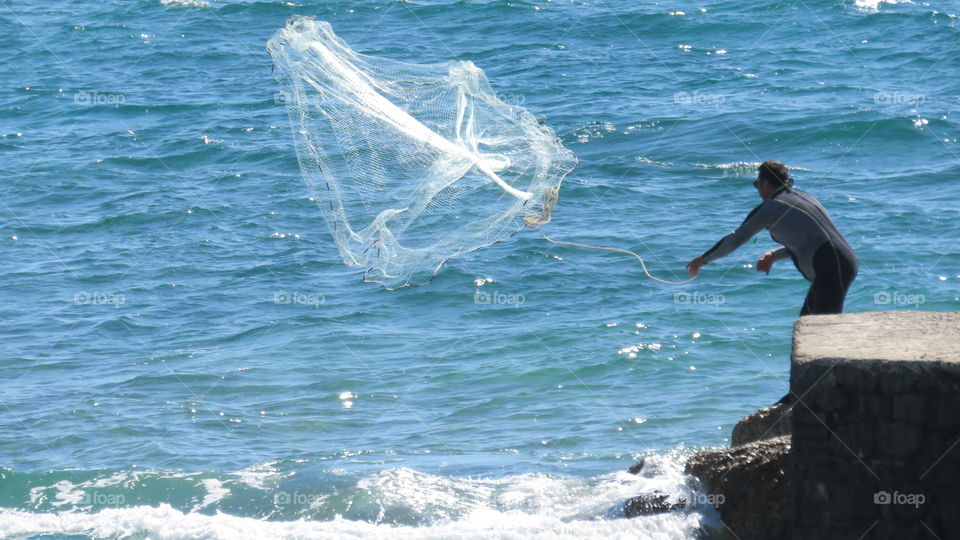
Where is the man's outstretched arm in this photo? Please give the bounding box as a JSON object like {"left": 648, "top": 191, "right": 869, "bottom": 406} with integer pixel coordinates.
{"left": 687, "top": 202, "right": 771, "bottom": 276}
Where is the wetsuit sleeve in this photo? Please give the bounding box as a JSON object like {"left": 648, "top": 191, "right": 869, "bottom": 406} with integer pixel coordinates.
{"left": 769, "top": 247, "right": 791, "bottom": 261}
{"left": 701, "top": 202, "right": 771, "bottom": 264}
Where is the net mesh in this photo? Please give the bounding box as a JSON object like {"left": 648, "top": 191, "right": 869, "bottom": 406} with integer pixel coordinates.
{"left": 267, "top": 16, "right": 577, "bottom": 288}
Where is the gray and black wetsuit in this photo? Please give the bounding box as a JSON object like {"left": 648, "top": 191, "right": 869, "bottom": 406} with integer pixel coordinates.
{"left": 700, "top": 188, "right": 857, "bottom": 316}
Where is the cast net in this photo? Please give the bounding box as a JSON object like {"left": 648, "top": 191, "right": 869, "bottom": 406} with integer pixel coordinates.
{"left": 267, "top": 16, "right": 577, "bottom": 288}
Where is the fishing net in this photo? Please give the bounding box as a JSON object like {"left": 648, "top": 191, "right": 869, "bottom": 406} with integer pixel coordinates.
{"left": 267, "top": 16, "right": 576, "bottom": 288}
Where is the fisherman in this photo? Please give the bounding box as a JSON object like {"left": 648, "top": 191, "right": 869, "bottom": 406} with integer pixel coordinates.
{"left": 686, "top": 161, "right": 857, "bottom": 316}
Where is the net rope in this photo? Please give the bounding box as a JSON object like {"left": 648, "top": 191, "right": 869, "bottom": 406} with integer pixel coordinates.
{"left": 523, "top": 188, "right": 696, "bottom": 286}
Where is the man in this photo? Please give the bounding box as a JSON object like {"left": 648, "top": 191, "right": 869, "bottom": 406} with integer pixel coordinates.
{"left": 686, "top": 161, "right": 857, "bottom": 316}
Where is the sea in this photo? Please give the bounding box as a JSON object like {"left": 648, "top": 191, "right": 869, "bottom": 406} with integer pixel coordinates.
{"left": 1, "top": 0, "right": 958, "bottom": 538}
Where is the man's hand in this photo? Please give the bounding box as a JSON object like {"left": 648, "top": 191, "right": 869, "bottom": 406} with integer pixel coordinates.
{"left": 756, "top": 251, "right": 776, "bottom": 275}
{"left": 686, "top": 255, "right": 706, "bottom": 277}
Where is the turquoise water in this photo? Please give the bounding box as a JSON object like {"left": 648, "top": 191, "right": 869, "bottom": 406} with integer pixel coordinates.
{"left": 1, "top": 0, "right": 959, "bottom": 537}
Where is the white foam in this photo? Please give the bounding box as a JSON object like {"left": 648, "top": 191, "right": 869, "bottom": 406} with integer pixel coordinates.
{"left": 233, "top": 461, "right": 287, "bottom": 490}
{"left": 634, "top": 156, "right": 676, "bottom": 167}
{"left": 29, "top": 471, "right": 199, "bottom": 509}
{"left": 0, "top": 503, "right": 708, "bottom": 540}
{"left": 692, "top": 161, "right": 811, "bottom": 177}
{"left": 196, "top": 479, "right": 230, "bottom": 510}
{"left": 50, "top": 481, "right": 86, "bottom": 507}
{"left": 160, "top": 0, "right": 211, "bottom": 7}
{"left": 853, "top": 0, "right": 913, "bottom": 11}
{"left": 4, "top": 455, "right": 723, "bottom": 539}
{"left": 358, "top": 467, "right": 493, "bottom": 519}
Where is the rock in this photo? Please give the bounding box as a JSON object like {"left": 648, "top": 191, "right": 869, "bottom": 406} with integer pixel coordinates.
{"left": 685, "top": 435, "right": 791, "bottom": 540}
{"left": 626, "top": 459, "right": 644, "bottom": 475}
{"left": 625, "top": 457, "right": 665, "bottom": 478}
{"left": 607, "top": 490, "right": 688, "bottom": 519}
{"left": 731, "top": 400, "right": 793, "bottom": 446}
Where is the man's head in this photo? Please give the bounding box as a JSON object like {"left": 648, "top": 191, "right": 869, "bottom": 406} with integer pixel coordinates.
{"left": 754, "top": 160, "right": 791, "bottom": 199}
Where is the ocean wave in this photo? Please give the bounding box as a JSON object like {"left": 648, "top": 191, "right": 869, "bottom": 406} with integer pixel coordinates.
{"left": 0, "top": 504, "right": 709, "bottom": 540}
{"left": 0, "top": 457, "right": 723, "bottom": 538}
{"left": 691, "top": 161, "right": 812, "bottom": 177}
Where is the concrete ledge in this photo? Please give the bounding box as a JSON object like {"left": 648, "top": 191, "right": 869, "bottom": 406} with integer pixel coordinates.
{"left": 790, "top": 311, "right": 960, "bottom": 539}
{"left": 793, "top": 311, "right": 960, "bottom": 365}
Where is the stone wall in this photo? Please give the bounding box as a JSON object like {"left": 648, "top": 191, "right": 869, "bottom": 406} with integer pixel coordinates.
{"left": 790, "top": 311, "right": 960, "bottom": 539}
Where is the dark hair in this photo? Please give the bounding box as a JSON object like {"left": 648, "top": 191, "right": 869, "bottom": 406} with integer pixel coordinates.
{"left": 757, "top": 160, "right": 791, "bottom": 189}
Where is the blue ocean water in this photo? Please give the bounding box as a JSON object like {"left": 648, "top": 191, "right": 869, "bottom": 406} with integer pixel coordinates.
{"left": 1, "top": 0, "right": 958, "bottom": 537}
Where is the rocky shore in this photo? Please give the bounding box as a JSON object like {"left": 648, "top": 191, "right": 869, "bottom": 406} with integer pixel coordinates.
{"left": 684, "top": 401, "right": 793, "bottom": 539}
{"left": 621, "top": 311, "right": 960, "bottom": 539}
